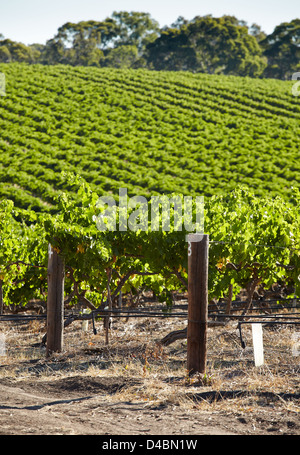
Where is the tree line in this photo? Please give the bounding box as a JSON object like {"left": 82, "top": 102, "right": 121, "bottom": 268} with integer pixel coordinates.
{"left": 0, "top": 11, "right": 299, "bottom": 79}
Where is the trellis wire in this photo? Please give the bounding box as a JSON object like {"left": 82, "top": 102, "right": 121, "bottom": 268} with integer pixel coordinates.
{"left": 1, "top": 294, "right": 300, "bottom": 323}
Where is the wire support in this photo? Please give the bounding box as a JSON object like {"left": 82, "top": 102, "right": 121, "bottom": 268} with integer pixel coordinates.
{"left": 209, "top": 239, "right": 300, "bottom": 252}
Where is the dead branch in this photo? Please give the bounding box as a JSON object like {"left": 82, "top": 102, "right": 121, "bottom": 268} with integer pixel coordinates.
{"left": 159, "top": 321, "right": 226, "bottom": 346}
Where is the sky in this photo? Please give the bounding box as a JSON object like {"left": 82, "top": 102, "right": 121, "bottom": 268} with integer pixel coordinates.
{"left": 0, "top": 0, "right": 299, "bottom": 45}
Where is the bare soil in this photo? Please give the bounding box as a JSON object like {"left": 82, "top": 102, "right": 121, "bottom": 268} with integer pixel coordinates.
{"left": 0, "top": 307, "right": 299, "bottom": 436}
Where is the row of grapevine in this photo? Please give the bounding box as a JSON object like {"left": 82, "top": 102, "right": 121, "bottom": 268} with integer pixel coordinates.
{"left": 0, "top": 175, "right": 299, "bottom": 312}
{"left": 0, "top": 63, "right": 299, "bottom": 213}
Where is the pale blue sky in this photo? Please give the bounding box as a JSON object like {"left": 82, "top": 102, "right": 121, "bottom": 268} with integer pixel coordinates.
{"left": 0, "top": 0, "right": 299, "bottom": 45}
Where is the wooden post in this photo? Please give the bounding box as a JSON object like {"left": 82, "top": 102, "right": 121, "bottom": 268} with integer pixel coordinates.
{"left": 187, "top": 234, "right": 209, "bottom": 375}
{"left": 104, "top": 268, "right": 112, "bottom": 345}
{"left": 46, "top": 244, "right": 65, "bottom": 357}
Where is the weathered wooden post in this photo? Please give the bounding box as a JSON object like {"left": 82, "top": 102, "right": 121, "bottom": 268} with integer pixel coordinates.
{"left": 187, "top": 234, "right": 209, "bottom": 375}
{"left": 104, "top": 268, "right": 112, "bottom": 345}
{"left": 46, "top": 244, "right": 65, "bottom": 357}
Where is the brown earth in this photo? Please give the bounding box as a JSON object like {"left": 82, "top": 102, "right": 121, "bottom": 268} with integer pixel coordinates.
{"left": 0, "top": 374, "right": 299, "bottom": 436}
{"left": 0, "top": 310, "right": 299, "bottom": 436}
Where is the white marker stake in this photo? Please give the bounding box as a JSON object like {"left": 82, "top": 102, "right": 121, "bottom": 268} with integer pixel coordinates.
{"left": 252, "top": 323, "right": 264, "bottom": 366}
{"left": 82, "top": 309, "right": 89, "bottom": 332}
{"left": 0, "top": 333, "right": 6, "bottom": 356}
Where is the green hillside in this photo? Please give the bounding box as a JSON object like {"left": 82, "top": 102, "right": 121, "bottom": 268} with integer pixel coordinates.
{"left": 0, "top": 63, "right": 299, "bottom": 212}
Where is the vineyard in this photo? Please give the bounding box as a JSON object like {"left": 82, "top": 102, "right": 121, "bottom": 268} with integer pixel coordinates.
{"left": 0, "top": 177, "right": 299, "bottom": 315}
{"left": 0, "top": 63, "right": 299, "bottom": 312}
{"left": 0, "top": 63, "right": 300, "bottom": 211}
{"left": 0, "top": 63, "right": 300, "bottom": 435}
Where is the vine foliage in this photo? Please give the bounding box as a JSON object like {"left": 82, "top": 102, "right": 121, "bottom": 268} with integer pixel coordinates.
{"left": 0, "top": 174, "right": 299, "bottom": 312}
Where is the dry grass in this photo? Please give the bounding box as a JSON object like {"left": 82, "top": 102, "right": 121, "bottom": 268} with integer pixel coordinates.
{"left": 0, "top": 309, "right": 299, "bottom": 416}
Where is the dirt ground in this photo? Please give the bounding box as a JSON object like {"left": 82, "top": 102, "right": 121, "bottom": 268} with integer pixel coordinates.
{"left": 0, "top": 375, "right": 299, "bottom": 437}
{"left": 0, "top": 307, "right": 299, "bottom": 436}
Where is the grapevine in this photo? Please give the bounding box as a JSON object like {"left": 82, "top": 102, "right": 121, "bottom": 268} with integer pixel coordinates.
{"left": 0, "top": 176, "right": 299, "bottom": 313}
